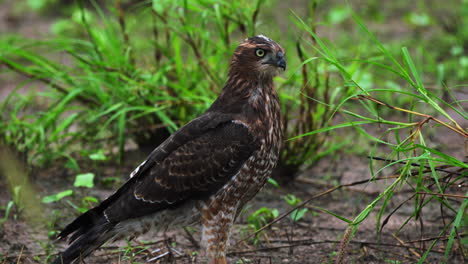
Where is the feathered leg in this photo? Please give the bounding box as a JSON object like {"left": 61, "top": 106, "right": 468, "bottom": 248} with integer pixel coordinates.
{"left": 200, "top": 200, "right": 237, "bottom": 264}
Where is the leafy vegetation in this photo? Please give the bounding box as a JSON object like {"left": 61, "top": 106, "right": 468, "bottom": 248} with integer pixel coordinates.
{"left": 0, "top": 0, "right": 354, "bottom": 181}
{"left": 292, "top": 6, "right": 467, "bottom": 263}
{"left": 0, "top": 0, "right": 466, "bottom": 263}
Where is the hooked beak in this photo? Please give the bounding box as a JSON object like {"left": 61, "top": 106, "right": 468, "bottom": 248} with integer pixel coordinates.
{"left": 263, "top": 51, "right": 286, "bottom": 71}
{"left": 276, "top": 52, "right": 286, "bottom": 70}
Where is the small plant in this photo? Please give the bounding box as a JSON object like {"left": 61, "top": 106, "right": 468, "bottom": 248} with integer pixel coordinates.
{"left": 266, "top": 177, "right": 280, "bottom": 188}
{"left": 74, "top": 173, "right": 95, "bottom": 188}
{"left": 35, "top": 236, "right": 56, "bottom": 263}
{"left": 0, "top": 201, "right": 14, "bottom": 226}
{"left": 42, "top": 172, "right": 98, "bottom": 213}
{"left": 42, "top": 190, "right": 74, "bottom": 204}
{"left": 11, "top": 185, "right": 24, "bottom": 217}
{"left": 248, "top": 207, "right": 279, "bottom": 232}
{"left": 0, "top": 186, "right": 25, "bottom": 225}
{"left": 119, "top": 240, "right": 149, "bottom": 263}
{"left": 246, "top": 207, "right": 279, "bottom": 244}
{"left": 45, "top": 209, "right": 62, "bottom": 238}
{"left": 283, "top": 194, "right": 308, "bottom": 222}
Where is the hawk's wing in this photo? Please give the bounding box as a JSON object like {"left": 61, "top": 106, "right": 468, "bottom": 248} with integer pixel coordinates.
{"left": 59, "top": 112, "right": 259, "bottom": 241}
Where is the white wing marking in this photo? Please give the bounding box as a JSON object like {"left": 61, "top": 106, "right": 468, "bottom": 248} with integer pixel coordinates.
{"left": 130, "top": 160, "right": 147, "bottom": 178}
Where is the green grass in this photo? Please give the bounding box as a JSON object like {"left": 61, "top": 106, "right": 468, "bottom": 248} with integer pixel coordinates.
{"left": 0, "top": 0, "right": 355, "bottom": 177}
{"left": 292, "top": 6, "right": 467, "bottom": 263}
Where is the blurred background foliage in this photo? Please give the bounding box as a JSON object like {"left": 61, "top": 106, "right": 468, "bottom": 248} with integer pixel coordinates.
{"left": 0, "top": 0, "right": 466, "bottom": 180}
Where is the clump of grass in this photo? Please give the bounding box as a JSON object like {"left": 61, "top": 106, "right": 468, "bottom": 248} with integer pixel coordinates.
{"left": 0, "top": 0, "right": 265, "bottom": 166}
{"left": 0, "top": 147, "right": 45, "bottom": 226}
{"left": 1, "top": 0, "right": 350, "bottom": 184}
{"left": 293, "top": 8, "right": 467, "bottom": 263}
{"left": 274, "top": 0, "right": 345, "bottom": 183}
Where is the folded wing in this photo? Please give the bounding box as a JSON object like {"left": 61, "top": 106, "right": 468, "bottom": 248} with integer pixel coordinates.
{"left": 58, "top": 113, "right": 258, "bottom": 243}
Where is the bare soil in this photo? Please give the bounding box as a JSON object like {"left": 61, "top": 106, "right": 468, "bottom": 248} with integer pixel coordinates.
{"left": 1, "top": 139, "right": 466, "bottom": 264}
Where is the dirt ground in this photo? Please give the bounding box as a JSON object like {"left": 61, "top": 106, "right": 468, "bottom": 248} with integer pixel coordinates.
{"left": 0, "top": 146, "right": 466, "bottom": 263}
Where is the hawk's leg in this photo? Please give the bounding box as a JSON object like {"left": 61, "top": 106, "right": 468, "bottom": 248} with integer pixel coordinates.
{"left": 200, "top": 201, "right": 237, "bottom": 264}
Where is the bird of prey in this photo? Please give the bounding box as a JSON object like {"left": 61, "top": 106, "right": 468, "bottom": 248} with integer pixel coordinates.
{"left": 53, "top": 35, "right": 286, "bottom": 264}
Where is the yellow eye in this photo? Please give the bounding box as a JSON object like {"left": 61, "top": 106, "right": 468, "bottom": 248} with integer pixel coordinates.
{"left": 255, "top": 49, "right": 265, "bottom": 57}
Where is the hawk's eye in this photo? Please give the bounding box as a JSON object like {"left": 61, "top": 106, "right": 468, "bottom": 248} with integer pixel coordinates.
{"left": 255, "top": 49, "right": 266, "bottom": 57}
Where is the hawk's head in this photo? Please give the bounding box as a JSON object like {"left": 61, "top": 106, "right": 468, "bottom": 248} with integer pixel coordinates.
{"left": 230, "top": 35, "right": 286, "bottom": 78}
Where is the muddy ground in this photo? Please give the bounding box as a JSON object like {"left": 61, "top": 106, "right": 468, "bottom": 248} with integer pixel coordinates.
{"left": 0, "top": 146, "right": 466, "bottom": 263}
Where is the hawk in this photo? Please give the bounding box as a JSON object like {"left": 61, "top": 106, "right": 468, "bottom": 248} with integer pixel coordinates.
{"left": 53, "top": 35, "right": 286, "bottom": 264}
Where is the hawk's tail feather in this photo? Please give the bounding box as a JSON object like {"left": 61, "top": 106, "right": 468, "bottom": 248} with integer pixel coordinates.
{"left": 57, "top": 209, "right": 100, "bottom": 242}
{"left": 52, "top": 220, "right": 115, "bottom": 264}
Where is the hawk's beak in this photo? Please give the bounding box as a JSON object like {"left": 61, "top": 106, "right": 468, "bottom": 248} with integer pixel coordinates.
{"left": 263, "top": 51, "right": 286, "bottom": 70}
{"left": 276, "top": 52, "right": 286, "bottom": 70}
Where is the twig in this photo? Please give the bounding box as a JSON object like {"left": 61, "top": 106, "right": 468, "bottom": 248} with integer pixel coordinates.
{"left": 404, "top": 233, "right": 467, "bottom": 243}
{"left": 116, "top": 0, "right": 134, "bottom": 66}
{"left": 223, "top": 19, "right": 230, "bottom": 46}
{"left": 380, "top": 194, "right": 416, "bottom": 233}
{"left": 357, "top": 95, "right": 468, "bottom": 138}
{"left": 392, "top": 233, "right": 421, "bottom": 258}
{"left": 16, "top": 245, "right": 24, "bottom": 264}
{"left": 455, "top": 226, "right": 467, "bottom": 259}
{"left": 182, "top": 33, "right": 221, "bottom": 86}
{"left": 364, "top": 244, "right": 417, "bottom": 261}
{"left": 416, "top": 192, "right": 468, "bottom": 199}
{"left": 151, "top": 10, "right": 163, "bottom": 64}
{"left": 251, "top": 0, "right": 262, "bottom": 34}
{"left": 230, "top": 239, "right": 446, "bottom": 256}
{"left": 296, "top": 177, "right": 381, "bottom": 195}
{"left": 368, "top": 156, "right": 466, "bottom": 175}
{"left": 100, "top": 239, "right": 167, "bottom": 250}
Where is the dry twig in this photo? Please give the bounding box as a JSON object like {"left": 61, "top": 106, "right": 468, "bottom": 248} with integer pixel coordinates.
{"left": 392, "top": 233, "right": 421, "bottom": 258}
{"left": 357, "top": 95, "right": 467, "bottom": 138}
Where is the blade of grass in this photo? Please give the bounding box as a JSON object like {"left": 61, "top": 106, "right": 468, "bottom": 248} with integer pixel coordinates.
{"left": 444, "top": 192, "right": 468, "bottom": 262}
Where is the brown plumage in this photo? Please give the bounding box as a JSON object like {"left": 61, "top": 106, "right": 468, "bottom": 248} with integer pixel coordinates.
{"left": 52, "top": 35, "right": 285, "bottom": 264}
